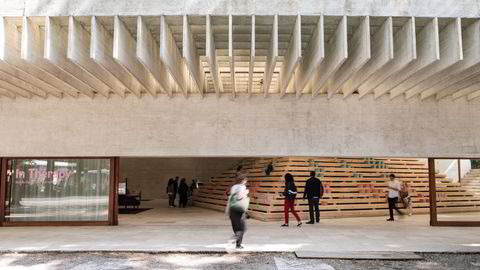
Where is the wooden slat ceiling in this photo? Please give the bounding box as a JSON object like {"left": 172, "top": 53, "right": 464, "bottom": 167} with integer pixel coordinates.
{"left": 0, "top": 15, "right": 479, "bottom": 101}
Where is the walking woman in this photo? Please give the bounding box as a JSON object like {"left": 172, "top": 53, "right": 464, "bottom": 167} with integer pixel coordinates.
{"left": 281, "top": 173, "right": 302, "bottom": 227}
{"left": 226, "top": 174, "right": 250, "bottom": 249}
{"left": 166, "top": 178, "right": 175, "bottom": 207}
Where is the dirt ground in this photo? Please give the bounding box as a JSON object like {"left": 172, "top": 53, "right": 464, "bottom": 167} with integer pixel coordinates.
{"left": 0, "top": 252, "right": 479, "bottom": 270}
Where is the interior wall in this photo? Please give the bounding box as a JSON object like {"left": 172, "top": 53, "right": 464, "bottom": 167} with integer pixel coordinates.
{"left": 119, "top": 157, "right": 242, "bottom": 199}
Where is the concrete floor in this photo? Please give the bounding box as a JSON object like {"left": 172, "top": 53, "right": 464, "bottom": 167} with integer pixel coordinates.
{"left": 0, "top": 200, "right": 479, "bottom": 253}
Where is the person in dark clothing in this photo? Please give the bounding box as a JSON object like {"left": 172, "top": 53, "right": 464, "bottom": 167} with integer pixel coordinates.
{"left": 281, "top": 173, "right": 302, "bottom": 227}
{"left": 166, "top": 178, "right": 176, "bottom": 207}
{"left": 303, "top": 171, "right": 324, "bottom": 224}
{"left": 190, "top": 179, "right": 198, "bottom": 191}
{"left": 178, "top": 178, "right": 189, "bottom": 208}
{"left": 173, "top": 176, "right": 179, "bottom": 207}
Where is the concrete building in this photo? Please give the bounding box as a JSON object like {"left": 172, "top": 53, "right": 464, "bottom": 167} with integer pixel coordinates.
{"left": 0, "top": 0, "right": 479, "bottom": 226}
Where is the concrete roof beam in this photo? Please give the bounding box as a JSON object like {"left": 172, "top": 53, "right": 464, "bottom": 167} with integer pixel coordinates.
{"left": 326, "top": 16, "right": 370, "bottom": 98}
{"left": 360, "top": 17, "right": 416, "bottom": 99}
{"left": 311, "top": 16, "right": 347, "bottom": 97}
{"left": 385, "top": 18, "right": 440, "bottom": 100}
{"left": 206, "top": 14, "right": 224, "bottom": 97}
{"left": 262, "top": 14, "right": 278, "bottom": 97}
{"left": 183, "top": 15, "right": 204, "bottom": 97}
{"left": 343, "top": 17, "right": 393, "bottom": 99}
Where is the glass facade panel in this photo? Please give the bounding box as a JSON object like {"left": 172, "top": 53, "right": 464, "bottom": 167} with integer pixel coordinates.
{"left": 5, "top": 159, "right": 110, "bottom": 222}
{"left": 433, "top": 158, "right": 480, "bottom": 223}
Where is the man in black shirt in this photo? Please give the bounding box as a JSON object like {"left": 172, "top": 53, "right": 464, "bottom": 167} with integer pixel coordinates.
{"left": 303, "top": 171, "right": 324, "bottom": 224}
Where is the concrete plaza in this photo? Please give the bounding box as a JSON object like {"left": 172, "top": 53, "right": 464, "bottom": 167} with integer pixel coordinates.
{"left": 0, "top": 200, "right": 479, "bottom": 253}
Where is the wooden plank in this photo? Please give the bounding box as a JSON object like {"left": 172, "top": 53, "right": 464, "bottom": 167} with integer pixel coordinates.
{"left": 45, "top": 16, "right": 110, "bottom": 97}
{"left": 361, "top": 17, "right": 416, "bottom": 99}
{"left": 160, "top": 15, "right": 188, "bottom": 97}
{"left": 229, "top": 14, "right": 235, "bottom": 98}
{"left": 137, "top": 16, "right": 172, "bottom": 97}
{"left": 183, "top": 15, "right": 203, "bottom": 96}
{"left": 311, "top": 16, "right": 348, "bottom": 97}
{"left": 68, "top": 16, "right": 125, "bottom": 97}
{"left": 0, "top": 17, "right": 57, "bottom": 98}
{"left": 406, "top": 18, "right": 463, "bottom": 100}
{"left": 383, "top": 18, "right": 440, "bottom": 99}
{"left": 295, "top": 16, "right": 324, "bottom": 98}
{"left": 113, "top": 16, "right": 158, "bottom": 97}
{"left": 343, "top": 17, "right": 393, "bottom": 98}
{"left": 22, "top": 16, "right": 92, "bottom": 98}
{"left": 279, "top": 15, "right": 301, "bottom": 97}
{"left": 263, "top": 14, "right": 278, "bottom": 96}
{"left": 327, "top": 16, "right": 370, "bottom": 98}
{"left": 206, "top": 15, "right": 224, "bottom": 96}
{"left": 90, "top": 16, "right": 142, "bottom": 97}
{"left": 248, "top": 15, "right": 255, "bottom": 97}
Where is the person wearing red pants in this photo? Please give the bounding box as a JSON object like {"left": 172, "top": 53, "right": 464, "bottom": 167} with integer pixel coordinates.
{"left": 281, "top": 173, "right": 302, "bottom": 227}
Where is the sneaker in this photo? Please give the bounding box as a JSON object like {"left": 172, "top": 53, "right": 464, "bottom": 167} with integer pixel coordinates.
{"left": 281, "top": 224, "right": 289, "bottom": 227}
{"left": 236, "top": 245, "right": 244, "bottom": 249}
{"left": 306, "top": 221, "right": 314, "bottom": 224}
{"left": 297, "top": 222, "right": 302, "bottom": 227}
{"left": 386, "top": 218, "right": 394, "bottom": 221}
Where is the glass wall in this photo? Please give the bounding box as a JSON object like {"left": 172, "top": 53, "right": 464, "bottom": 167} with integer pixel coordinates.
{"left": 4, "top": 158, "right": 110, "bottom": 222}
{"left": 430, "top": 158, "right": 480, "bottom": 226}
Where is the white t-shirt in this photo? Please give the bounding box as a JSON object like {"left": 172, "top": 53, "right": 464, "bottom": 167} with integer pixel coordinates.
{"left": 230, "top": 184, "right": 247, "bottom": 200}
{"left": 388, "top": 180, "right": 402, "bottom": 198}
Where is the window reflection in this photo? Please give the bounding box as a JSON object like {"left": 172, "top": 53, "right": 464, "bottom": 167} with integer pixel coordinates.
{"left": 5, "top": 159, "right": 110, "bottom": 221}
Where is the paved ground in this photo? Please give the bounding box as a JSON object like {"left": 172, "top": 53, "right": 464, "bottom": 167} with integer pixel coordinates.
{"left": 0, "top": 200, "right": 479, "bottom": 253}
{"left": 0, "top": 252, "right": 480, "bottom": 270}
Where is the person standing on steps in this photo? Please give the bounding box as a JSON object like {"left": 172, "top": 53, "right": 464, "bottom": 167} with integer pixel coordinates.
{"left": 387, "top": 173, "right": 404, "bottom": 221}
{"left": 226, "top": 174, "right": 250, "bottom": 249}
{"left": 303, "top": 171, "right": 324, "bottom": 224}
{"left": 281, "top": 173, "right": 302, "bottom": 227}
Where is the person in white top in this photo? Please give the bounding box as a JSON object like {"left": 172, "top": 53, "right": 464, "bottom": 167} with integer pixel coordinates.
{"left": 227, "top": 175, "right": 249, "bottom": 249}
{"left": 387, "top": 173, "right": 404, "bottom": 221}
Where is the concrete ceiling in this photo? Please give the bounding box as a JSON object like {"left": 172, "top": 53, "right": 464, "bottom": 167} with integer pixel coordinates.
{"left": 0, "top": 15, "right": 479, "bottom": 101}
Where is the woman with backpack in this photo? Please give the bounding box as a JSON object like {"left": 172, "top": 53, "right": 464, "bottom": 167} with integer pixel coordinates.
{"left": 226, "top": 174, "right": 250, "bottom": 249}
{"left": 281, "top": 173, "right": 302, "bottom": 227}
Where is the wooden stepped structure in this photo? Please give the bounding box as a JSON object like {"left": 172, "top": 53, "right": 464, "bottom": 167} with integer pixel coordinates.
{"left": 461, "top": 169, "right": 480, "bottom": 195}
{"left": 192, "top": 157, "right": 480, "bottom": 221}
